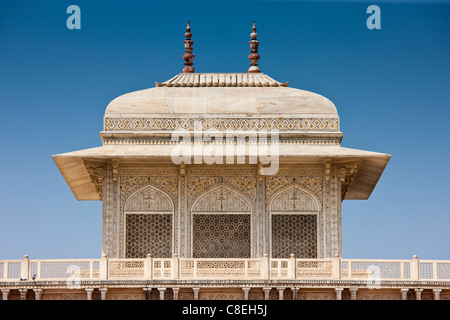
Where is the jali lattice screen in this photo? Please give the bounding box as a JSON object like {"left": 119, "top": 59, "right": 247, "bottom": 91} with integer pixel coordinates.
{"left": 125, "top": 213, "right": 172, "bottom": 258}
{"left": 271, "top": 214, "right": 317, "bottom": 258}
{"left": 193, "top": 214, "right": 251, "bottom": 258}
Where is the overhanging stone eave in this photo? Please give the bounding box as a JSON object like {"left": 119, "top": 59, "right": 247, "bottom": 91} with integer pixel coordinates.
{"left": 52, "top": 154, "right": 100, "bottom": 201}
{"left": 52, "top": 145, "right": 390, "bottom": 161}
{"left": 343, "top": 155, "right": 391, "bottom": 200}
{"left": 52, "top": 145, "right": 390, "bottom": 201}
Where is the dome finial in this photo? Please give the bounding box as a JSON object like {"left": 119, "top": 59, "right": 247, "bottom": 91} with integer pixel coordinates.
{"left": 248, "top": 21, "right": 260, "bottom": 73}
{"left": 182, "top": 21, "right": 195, "bottom": 73}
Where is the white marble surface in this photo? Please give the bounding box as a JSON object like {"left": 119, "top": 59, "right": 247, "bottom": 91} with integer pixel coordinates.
{"left": 105, "top": 86, "right": 337, "bottom": 117}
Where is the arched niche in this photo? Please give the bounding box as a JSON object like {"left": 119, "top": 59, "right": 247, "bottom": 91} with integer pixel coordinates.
{"left": 269, "top": 186, "right": 319, "bottom": 258}
{"left": 124, "top": 185, "right": 173, "bottom": 212}
{"left": 124, "top": 185, "right": 174, "bottom": 258}
{"left": 191, "top": 185, "right": 252, "bottom": 258}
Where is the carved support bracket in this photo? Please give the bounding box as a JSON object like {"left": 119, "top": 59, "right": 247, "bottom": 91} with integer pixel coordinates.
{"left": 112, "top": 160, "right": 119, "bottom": 182}
{"left": 338, "top": 162, "right": 359, "bottom": 200}
{"left": 179, "top": 163, "right": 186, "bottom": 176}
{"left": 84, "top": 160, "right": 107, "bottom": 199}
{"left": 324, "top": 159, "right": 332, "bottom": 182}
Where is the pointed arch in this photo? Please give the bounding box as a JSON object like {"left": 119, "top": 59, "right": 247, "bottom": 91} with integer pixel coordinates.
{"left": 191, "top": 184, "right": 252, "bottom": 258}
{"left": 191, "top": 185, "right": 252, "bottom": 213}
{"left": 124, "top": 185, "right": 174, "bottom": 212}
{"left": 124, "top": 185, "right": 174, "bottom": 258}
{"left": 269, "top": 185, "right": 319, "bottom": 259}
{"left": 270, "top": 185, "right": 319, "bottom": 213}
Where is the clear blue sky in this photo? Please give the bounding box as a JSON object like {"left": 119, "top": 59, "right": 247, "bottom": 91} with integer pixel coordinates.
{"left": 0, "top": 0, "right": 449, "bottom": 260}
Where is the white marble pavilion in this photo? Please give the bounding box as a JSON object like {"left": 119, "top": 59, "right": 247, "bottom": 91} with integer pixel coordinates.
{"left": 0, "top": 22, "right": 448, "bottom": 301}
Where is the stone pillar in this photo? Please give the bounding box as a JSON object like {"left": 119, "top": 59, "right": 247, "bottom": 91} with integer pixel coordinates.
{"left": 85, "top": 288, "right": 94, "bottom": 300}
{"left": 288, "top": 254, "right": 296, "bottom": 279}
{"left": 2, "top": 289, "right": 10, "bottom": 301}
{"left": 99, "top": 288, "right": 108, "bottom": 300}
{"left": 22, "top": 255, "right": 29, "bottom": 280}
{"left": 263, "top": 287, "right": 271, "bottom": 300}
{"left": 349, "top": 287, "right": 358, "bottom": 300}
{"left": 242, "top": 287, "right": 251, "bottom": 300}
{"left": 19, "top": 289, "right": 27, "bottom": 300}
{"left": 33, "top": 289, "right": 42, "bottom": 301}
{"left": 172, "top": 288, "right": 180, "bottom": 300}
{"left": 291, "top": 287, "right": 299, "bottom": 300}
{"left": 100, "top": 254, "right": 108, "bottom": 280}
{"left": 158, "top": 288, "right": 167, "bottom": 300}
{"left": 433, "top": 289, "right": 442, "bottom": 300}
{"left": 411, "top": 255, "right": 419, "bottom": 281}
{"left": 277, "top": 287, "right": 285, "bottom": 300}
{"left": 332, "top": 254, "right": 341, "bottom": 280}
{"left": 144, "top": 254, "right": 153, "bottom": 280}
{"left": 415, "top": 288, "right": 423, "bottom": 300}
{"left": 262, "top": 254, "right": 269, "bottom": 280}
{"left": 172, "top": 254, "right": 179, "bottom": 280}
{"left": 192, "top": 287, "right": 200, "bottom": 300}
{"left": 335, "top": 287, "right": 344, "bottom": 300}
{"left": 400, "top": 288, "right": 409, "bottom": 300}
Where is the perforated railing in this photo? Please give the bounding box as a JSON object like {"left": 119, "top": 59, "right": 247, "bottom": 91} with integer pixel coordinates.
{"left": 153, "top": 259, "right": 172, "bottom": 279}
{"left": 341, "top": 259, "right": 410, "bottom": 280}
{"left": 296, "top": 259, "right": 333, "bottom": 279}
{"left": 179, "top": 258, "right": 262, "bottom": 279}
{"left": 0, "top": 258, "right": 102, "bottom": 281}
{"left": 108, "top": 259, "right": 145, "bottom": 279}
{"left": 0, "top": 256, "right": 449, "bottom": 282}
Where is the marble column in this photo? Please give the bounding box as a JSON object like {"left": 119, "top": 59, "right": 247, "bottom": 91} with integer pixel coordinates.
{"left": 192, "top": 287, "right": 200, "bottom": 300}
{"left": 242, "top": 287, "right": 251, "bottom": 300}
{"left": 33, "top": 289, "right": 43, "bottom": 301}
{"left": 172, "top": 288, "right": 180, "bottom": 300}
{"left": 2, "top": 289, "right": 10, "bottom": 301}
{"left": 400, "top": 288, "right": 409, "bottom": 300}
{"left": 415, "top": 288, "right": 423, "bottom": 300}
{"left": 335, "top": 287, "right": 344, "bottom": 300}
{"left": 158, "top": 288, "right": 166, "bottom": 300}
{"left": 85, "top": 288, "right": 94, "bottom": 300}
{"left": 433, "top": 289, "right": 442, "bottom": 300}
{"left": 99, "top": 288, "right": 108, "bottom": 300}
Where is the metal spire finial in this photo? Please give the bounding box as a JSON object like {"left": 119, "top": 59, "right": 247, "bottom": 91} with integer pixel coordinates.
{"left": 182, "top": 21, "right": 195, "bottom": 73}
{"left": 248, "top": 21, "right": 260, "bottom": 73}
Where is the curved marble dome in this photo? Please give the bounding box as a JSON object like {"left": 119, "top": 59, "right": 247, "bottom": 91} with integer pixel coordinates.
{"left": 105, "top": 73, "right": 338, "bottom": 118}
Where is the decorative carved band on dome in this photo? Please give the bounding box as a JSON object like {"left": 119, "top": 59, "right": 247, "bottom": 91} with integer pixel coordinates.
{"left": 103, "top": 137, "right": 341, "bottom": 146}
{"left": 104, "top": 117, "right": 339, "bottom": 132}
